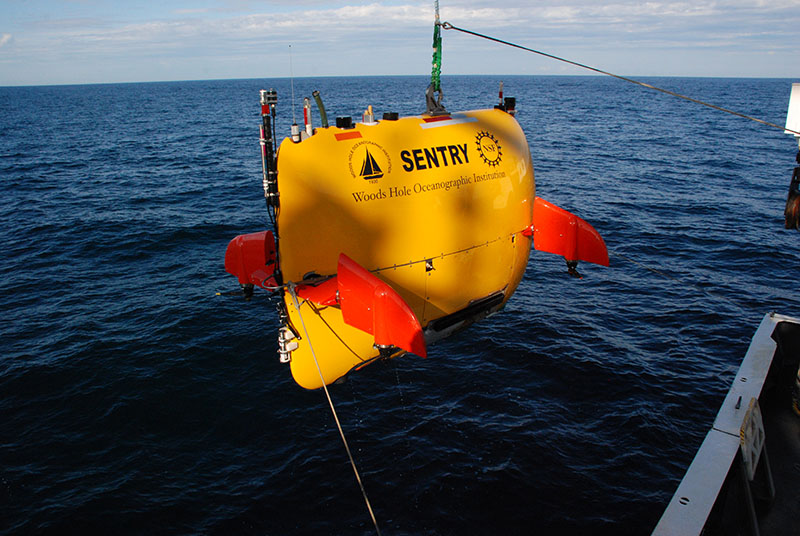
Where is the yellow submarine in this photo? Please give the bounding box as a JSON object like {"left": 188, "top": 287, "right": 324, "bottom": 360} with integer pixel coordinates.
{"left": 224, "top": 87, "right": 609, "bottom": 390}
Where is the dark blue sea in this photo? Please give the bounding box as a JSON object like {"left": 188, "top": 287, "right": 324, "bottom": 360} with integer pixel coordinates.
{"left": 2, "top": 75, "right": 798, "bottom": 535}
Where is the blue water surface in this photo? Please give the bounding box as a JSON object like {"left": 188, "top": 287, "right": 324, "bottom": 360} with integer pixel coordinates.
{"left": 1, "top": 75, "right": 799, "bottom": 535}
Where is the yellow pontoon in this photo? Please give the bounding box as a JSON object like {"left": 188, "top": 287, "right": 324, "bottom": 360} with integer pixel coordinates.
{"left": 225, "top": 93, "right": 608, "bottom": 389}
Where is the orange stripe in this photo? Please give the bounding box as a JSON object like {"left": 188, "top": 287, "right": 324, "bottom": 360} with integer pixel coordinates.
{"left": 335, "top": 131, "right": 363, "bottom": 141}
{"left": 421, "top": 116, "right": 452, "bottom": 123}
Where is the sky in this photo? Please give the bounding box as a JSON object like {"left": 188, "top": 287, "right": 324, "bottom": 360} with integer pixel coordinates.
{"left": 1, "top": 1, "right": 799, "bottom": 86}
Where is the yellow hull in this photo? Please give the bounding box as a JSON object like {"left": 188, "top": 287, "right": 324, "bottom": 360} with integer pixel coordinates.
{"left": 276, "top": 109, "right": 535, "bottom": 389}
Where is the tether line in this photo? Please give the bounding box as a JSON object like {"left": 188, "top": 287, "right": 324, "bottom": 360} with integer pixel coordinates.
{"left": 287, "top": 285, "right": 382, "bottom": 536}
{"left": 440, "top": 22, "right": 800, "bottom": 137}
{"left": 609, "top": 249, "right": 746, "bottom": 311}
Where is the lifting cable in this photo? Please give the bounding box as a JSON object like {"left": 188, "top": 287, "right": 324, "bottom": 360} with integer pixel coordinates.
{"left": 286, "top": 285, "right": 383, "bottom": 536}
{"left": 436, "top": 21, "right": 786, "bottom": 311}
{"left": 431, "top": 1, "right": 443, "bottom": 92}
{"left": 440, "top": 22, "right": 800, "bottom": 137}
{"left": 608, "top": 249, "right": 747, "bottom": 312}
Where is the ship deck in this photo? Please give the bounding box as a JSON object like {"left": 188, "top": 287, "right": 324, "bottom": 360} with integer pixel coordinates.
{"left": 653, "top": 313, "right": 800, "bottom": 536}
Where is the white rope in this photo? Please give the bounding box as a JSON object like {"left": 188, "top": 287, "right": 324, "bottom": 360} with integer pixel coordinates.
{"left": 609, "top": 249, "right": 746, "bottom": 311}
{"left": 441, "top": 22, "right": 800, "bottom": 137}
{"left": 286, "top": 284, "right": 382, "bottom": 536}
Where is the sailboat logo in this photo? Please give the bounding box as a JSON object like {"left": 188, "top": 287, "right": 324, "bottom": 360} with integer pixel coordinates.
{"left": 348, "top": 141, "right": 391, "bottom": 181}
{"left": 359, "top": 147, "right": 384, "bottom": 180}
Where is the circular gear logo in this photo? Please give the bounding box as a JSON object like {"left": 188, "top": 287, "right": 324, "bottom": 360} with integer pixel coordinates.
{"left": 475, "top": 131, "right": 502, "bottom": 167}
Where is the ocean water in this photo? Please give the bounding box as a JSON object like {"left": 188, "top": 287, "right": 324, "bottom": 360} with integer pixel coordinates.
{"left": 1, "top": 75, "right": 798, "bottom": 535}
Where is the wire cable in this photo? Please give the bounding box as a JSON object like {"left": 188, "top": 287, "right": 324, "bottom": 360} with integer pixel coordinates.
{"left": 286, "top": 285, "right": 382, "bottom": 536}
{"left": 440, "top": 22, "right": 800, "bottom": 137}
{"left": 609, "top": 249, "right": 746, "bottom": 311}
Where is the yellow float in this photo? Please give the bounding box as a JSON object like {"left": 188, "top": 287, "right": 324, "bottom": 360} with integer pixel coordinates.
{"left": 224, "top": 93, "right": 608, "bottom": 389}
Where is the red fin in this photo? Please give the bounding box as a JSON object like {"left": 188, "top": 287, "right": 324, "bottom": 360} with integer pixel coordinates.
{"left": 224, "top": 230, "right": 278, "bottom": 288}
{"left": 337, "top": 254, "right": 427, "bottom": 358}
{"left": 295, "top": 277, "right": 338, "bottom": 306}
{"left": 529, "top": 197, "right": 609, "bottom": 266}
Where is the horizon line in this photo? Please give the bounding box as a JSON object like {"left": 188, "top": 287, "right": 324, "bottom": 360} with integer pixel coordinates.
{"left": 3, "top": 72, "right": 798, "bottom": 89}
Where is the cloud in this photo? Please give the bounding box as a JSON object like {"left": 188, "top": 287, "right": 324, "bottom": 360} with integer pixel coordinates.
{"left": 2, "top": 1, "right": 799, "bottom": 84}
{"left": 173, "top": 8, "right": 213, "bottom": 15}
{"left": 10, "top": 2, "right": 800, "bottom": 56}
